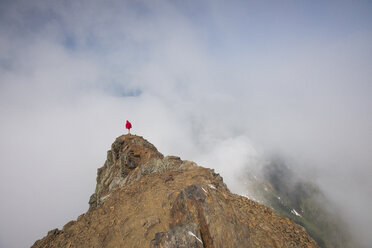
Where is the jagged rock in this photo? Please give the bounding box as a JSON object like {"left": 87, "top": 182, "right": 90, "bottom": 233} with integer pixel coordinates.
{"left": 170, "top": 184, "right": 251, "bottom": 247}
{"left": 89, "top": 135, "right": 164, "bottom": 209}
{"left": 32, "top": 134, "right": 319, "bottom": 248}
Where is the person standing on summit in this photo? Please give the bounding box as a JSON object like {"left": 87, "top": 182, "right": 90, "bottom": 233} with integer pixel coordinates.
{"left": 126, "top": 120, "right": 132, "bottom": 134}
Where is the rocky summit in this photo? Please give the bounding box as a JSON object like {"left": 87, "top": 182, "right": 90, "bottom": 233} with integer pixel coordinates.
{"left": 32, "top": 135, "right": 319, "bottom": 248}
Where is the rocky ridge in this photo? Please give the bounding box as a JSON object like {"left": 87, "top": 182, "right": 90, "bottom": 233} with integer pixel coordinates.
{"left": 32, "top": 134, "right": 319, "bottom": 248}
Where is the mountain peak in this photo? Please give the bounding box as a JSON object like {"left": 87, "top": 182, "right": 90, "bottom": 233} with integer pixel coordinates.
{"left": 32, "top": 135, "right": 319, "bottom": 248}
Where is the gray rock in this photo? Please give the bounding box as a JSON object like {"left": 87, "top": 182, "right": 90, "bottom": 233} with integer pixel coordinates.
{"left": 150, "top": 223, "right": 204, "bottom": 248}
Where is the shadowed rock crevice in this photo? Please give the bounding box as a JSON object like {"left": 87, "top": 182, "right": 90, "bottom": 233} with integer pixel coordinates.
{"left": 170, "top": 185, "right": 215, "bottom": 248}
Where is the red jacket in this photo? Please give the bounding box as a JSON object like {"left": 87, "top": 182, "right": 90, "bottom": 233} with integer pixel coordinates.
{"left": 126, "top": 120, "right": 132, "bottom": 129}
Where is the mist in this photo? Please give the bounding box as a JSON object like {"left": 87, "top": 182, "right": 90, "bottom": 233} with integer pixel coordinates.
{"left": 0, "top": 1, "right": 371, "bottom": 247}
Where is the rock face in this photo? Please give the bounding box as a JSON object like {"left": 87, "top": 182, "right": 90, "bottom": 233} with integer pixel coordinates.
{"left": 32, "top": 135, "right": 319, "bottom": 248}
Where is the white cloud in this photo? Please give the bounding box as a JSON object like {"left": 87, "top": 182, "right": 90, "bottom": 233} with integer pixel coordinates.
{"left": 0, "top": 1, "right": 372, "bottom": 247}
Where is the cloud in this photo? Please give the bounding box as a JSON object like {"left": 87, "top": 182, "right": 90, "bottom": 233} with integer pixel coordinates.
{"left": 0, "top": 0, "right": 372, "bottom": 247}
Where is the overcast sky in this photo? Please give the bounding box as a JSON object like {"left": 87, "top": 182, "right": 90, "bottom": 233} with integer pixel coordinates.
{"left": 0, "top": 1, "right": 371, "bottom": 247}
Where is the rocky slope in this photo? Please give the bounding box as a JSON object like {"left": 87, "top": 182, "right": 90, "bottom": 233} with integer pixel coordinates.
{"left": 32, "top": 135, "right": 319, "bottom": 248}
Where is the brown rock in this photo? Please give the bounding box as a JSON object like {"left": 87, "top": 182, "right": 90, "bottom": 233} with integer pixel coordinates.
{"left": 32, "top": 135, "right": 319, "bottom": 248}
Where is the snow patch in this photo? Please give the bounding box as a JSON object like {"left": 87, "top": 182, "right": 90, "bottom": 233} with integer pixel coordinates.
{"left": 242, "top": 194, "right": 251, "bottom": 200}
{"left": 188, "top": 231, "right": 203, "bottom": 244}
{"left": 208, "top": 184, "right": 216, "bottom": 190}
{"left": 291, "top": 209, "right": 302, "bottom": 217}
{"left": 100, "top": 194, "right": 111, "bottom": 203}
{"left": 243, "top": 194, "right": 261, "bottom": 203}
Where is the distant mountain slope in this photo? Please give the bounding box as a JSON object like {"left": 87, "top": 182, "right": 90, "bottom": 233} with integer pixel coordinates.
{"left": 243, "top": 158, "right": 358, "bottom": 248}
